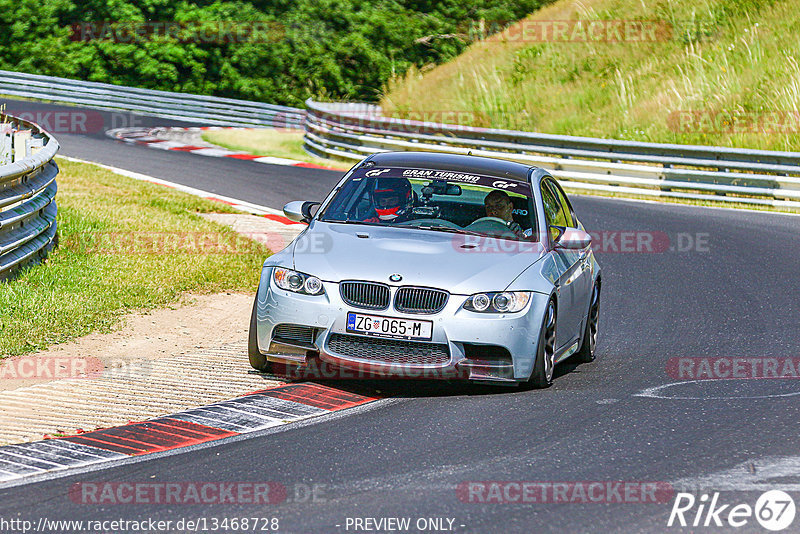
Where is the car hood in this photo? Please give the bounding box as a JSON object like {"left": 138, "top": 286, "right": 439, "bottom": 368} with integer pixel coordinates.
{"left": 291, "top": 222, "right": 545, "bottom": 295}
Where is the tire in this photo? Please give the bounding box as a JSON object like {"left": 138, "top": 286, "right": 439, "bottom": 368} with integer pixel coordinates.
{"left": 574, "top": 283, "right": 600, "bottom": 364}
{"left": 248, "top": 295, "right": 272, "bottom": 372}
{"left": 528, "top": 299, "right": 557, "bottom": 388}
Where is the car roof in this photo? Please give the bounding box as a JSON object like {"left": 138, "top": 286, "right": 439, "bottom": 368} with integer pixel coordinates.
{"left": 365, "top": 152, "right": 537, "bottom": 182}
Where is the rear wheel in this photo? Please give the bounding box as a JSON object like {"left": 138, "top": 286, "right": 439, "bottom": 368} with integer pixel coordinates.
{"left": 528, "top": 299, "right": 556, "bottom": 388}
{"left": 248, "top": 296, "right": 272, "bottom": 372}
{"left": 574, "top": 283, "right": 600, "bottom": 363}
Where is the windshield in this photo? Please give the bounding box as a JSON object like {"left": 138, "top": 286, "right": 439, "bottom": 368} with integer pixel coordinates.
{"left": 319, "top": 165, "right": 539, "bottom": 242}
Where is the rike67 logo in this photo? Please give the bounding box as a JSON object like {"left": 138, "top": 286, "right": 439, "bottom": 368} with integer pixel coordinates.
{"left": 668, "top": 490, "right": 796, "bottom": 531}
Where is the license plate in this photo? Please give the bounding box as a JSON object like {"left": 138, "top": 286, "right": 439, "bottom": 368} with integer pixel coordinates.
{"left": 346, "top": 312, "right": 433, "bottom": 341}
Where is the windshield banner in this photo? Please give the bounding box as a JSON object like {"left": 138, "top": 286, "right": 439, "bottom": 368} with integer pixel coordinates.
{"left": 354, "top": 166, "right": 532, "bottom": 196}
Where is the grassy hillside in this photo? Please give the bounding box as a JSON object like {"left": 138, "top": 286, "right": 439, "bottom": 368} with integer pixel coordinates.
{"left": 382, "top": 0, "right": 800, "bottom": 152}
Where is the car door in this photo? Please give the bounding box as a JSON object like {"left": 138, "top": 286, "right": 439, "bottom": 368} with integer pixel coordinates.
{"left": 548, "top": 179, "right": 593, "bottom": 325}
{"left": 540, "top": 178, "right": 586, "bottom": 350}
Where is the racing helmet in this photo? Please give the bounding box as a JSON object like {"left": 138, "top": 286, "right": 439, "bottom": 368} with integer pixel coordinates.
{"left": 370, "top": 177, "right": 413, "bottom": 221}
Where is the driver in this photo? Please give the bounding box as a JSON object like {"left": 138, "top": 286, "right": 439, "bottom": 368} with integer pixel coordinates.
{"left": 363, "top": 177, "right": 414, "bottom": 223}
{"left": 484, "top": 190, "right": 524, "bottom": 236}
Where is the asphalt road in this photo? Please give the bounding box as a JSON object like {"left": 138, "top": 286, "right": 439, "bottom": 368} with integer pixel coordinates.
{"left": 2, "top": 98, "right": 800, "bottom": 533}
{"left": 3, "top": 98, "right": 344, "bottom": 206}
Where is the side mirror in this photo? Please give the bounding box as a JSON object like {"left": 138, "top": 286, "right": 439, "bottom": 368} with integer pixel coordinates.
{"left": 552, "top": 226, "right": 592, "bottom": 249}
{"left": 283, "top": 201, "right": 320, "bottom": 223}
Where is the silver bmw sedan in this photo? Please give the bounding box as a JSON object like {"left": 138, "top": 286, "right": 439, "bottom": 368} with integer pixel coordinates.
{"left": 249, "top": 152, "right": 600, "bottom": 387}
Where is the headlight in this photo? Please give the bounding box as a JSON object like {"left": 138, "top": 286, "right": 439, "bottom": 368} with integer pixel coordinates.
{"left": 273, "top": 267, "right": 324, "bottom": 295}
{"left": 463, "top": 292, "right": 531, "bottom": 313}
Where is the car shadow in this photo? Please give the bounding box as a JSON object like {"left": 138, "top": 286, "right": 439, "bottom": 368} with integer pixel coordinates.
{"left": 263, "top": 357, "right": 590, "bottom": 399}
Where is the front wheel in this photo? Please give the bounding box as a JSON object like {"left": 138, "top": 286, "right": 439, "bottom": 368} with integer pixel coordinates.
{"left": 574, "top": 284, "right": 600, "bottom": 363}
{"left": 248, "top": 295, "right": 272, "bottom": 372}
{"left": 528, "top": 299, "right": 557, "bottom": 388}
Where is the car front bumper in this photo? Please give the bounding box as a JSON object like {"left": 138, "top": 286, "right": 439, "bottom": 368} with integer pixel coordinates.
{"left": 254, "top": 267, "right": 551, "bottom": 382}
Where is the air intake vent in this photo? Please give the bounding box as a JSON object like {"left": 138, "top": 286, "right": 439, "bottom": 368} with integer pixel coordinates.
{"left": 272, "top": 324, "right": 315, "bottom": 346}
{"left": 327, "top": 334, "right": 450, "bottom": 365}
{"left": 340, "top": 281, "right": 390, "bottom": 310}
{"left": 394, "top": 287, "right": 448, "bottom": 314}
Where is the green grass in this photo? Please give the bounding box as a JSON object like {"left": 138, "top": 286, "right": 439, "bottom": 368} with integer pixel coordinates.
{"left": 0, "top": 158, "right": 271, "bottom": 357}
{"left": 201, "top": 128, "right": 350, "bottom": 170}
{"left": 382, "top": 0, "right": 800, "bottom": 153}
{"left": 1, "top": 95, "right": 76, "bottom": 107}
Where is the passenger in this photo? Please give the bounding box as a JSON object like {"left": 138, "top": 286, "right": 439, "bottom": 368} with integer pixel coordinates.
{"left": 484, "top": 190, "right": 524, "bottom": 236}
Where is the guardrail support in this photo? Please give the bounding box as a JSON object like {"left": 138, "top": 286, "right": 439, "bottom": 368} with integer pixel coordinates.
{"left": 304, "top": 99, "right": 800, "bottom": 210}
{"left": 0, "top": 114, "right": 59, "bottom": 281}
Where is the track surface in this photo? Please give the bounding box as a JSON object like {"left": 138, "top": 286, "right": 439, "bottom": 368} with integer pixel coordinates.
{"left": 5, "top": 99, "right": 343, "bottom": 205}
{"left": 2, "top": 99, "right": 800, "bottom": 533}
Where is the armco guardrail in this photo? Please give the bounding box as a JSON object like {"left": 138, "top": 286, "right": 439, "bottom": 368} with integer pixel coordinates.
{"left": 0, "top": 70, "right": 304, "bottom": 128}
{"left": 0, "top": 114, "right": 59, "bottom": 280}
{"left": 304, "top": 100, "right": 800, "bottom": 209}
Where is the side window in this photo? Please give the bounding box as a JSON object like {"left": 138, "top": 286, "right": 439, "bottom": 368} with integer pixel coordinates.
{"left": 354, "top": 187, "right": 372, "bottom": 219}
{"left": 547, "top": 180, "right": 576, "bottom": 228}
{"left": 509, "top": 194, "right": 534, "bottom": 231}
{"left": 540, "top": 179, "right": 567, "bottom": 243}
